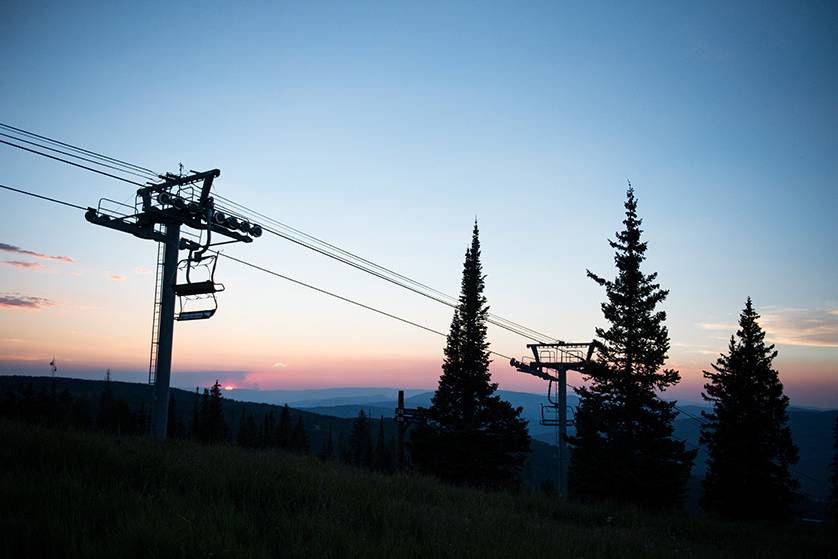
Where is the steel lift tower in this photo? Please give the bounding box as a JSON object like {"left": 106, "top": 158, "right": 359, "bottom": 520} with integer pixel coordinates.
{"left": 510, "top": 342, "right": 594, "bottom": 499}
{"left": 85, "top": 169, "right": 261, "bottom": 437}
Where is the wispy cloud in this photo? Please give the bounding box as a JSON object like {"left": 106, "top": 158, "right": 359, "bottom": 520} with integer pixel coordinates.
{"left": 273, "top": 362, "right": 288, "bottom": 368}
{"left": 0, "top": 243, "right": 74, "bottom": 263}
{"left": 107, "top": 274, "right": 126, "bottom": 281}
{"left": 135, "top": 267, "right": 152, "bottom": 274}
{"left": 3, "top": 260, "right": 48, "bottom": 271}
{"left": 0, "top": 293, "right": 57, "bottom": 310}
{"left": 760, "top": 308, "right": 838, "bottom": 349}
{"left": 700, "top": 308, "right": 838, "bottom": 349}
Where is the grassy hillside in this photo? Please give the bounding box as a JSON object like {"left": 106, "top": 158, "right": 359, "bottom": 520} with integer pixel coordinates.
{"left": 1, "top": 419, "right": 833, "bottom": 558}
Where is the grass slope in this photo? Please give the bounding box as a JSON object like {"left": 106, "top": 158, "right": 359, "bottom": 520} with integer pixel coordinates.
{"left": 1, "top": 419, "right": 833, "bottom": 558}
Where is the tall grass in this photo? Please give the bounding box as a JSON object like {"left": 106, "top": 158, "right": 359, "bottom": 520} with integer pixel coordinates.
{"left": 0, "top": 419, "right": 831, "bottom": 558}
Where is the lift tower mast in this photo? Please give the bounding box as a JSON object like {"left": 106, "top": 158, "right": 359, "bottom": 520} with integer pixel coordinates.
{"left": 85, "top": 169, "right": 261, "bottom": 437}
{"left": 511, "top": 342, "right": 594, "bottom": 499}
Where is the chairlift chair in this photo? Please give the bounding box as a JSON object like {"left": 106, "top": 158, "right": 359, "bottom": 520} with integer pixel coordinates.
{"left": 174, "top": 252, "right": 225, "bottom": 321}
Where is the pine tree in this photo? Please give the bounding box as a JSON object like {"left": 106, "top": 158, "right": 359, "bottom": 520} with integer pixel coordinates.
{"left": 410, "top": 222, "right": 531, "bottom": 488}
{"left": 569, "top": 186, "right": 695, "bottom": 509}
{"left": 290, "top": 415, "right": 310, "bottom": 453}
{"left": 277, "top": 404, "right": 292, "bottom": 448}
{"left": 318, "top": 425, "right": 335, "bottom": 461}
{"left": 700, "top": 298, "right": 800, "bottom": 521}
{"left": 346, "top": 409, "right": 372, "bottom": 467}
{"left": 207, "top": 380, "right": 228, "bottom": 444}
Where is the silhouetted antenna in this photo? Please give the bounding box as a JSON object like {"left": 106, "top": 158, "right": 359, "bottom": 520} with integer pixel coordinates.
{"left": 49, "top": 357, "right": 57, "bottom": 377}
{"left": 85, "top": 168, "right": 262, "bottom": 437}
{"left": 511, "top": 341, "right": 595, "bottom": 499}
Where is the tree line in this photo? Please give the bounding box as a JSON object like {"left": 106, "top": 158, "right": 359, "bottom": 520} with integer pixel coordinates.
{"left": 402, "top": 186, "right": 837, "bottom": 524}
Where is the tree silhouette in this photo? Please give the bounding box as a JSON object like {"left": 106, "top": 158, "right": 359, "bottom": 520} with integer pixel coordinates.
{"left": 569, "top": 186, "right": 695, "bottom": 509}
{"left": 237, "top": 409, "right": 260, "bottom": 448}
{"left": 700, "top": 298, "right": 800, "bottom": 520}
{"left": 373, "top": 416, "right": 394, "bottom": 472}
{"left": 199, "top": 380, "right": 227, "bottom": 444}
{"left": 410, "top": 222, "right": 530, "bottom": 488}
{"left": 346, "top": 409, "right": 372, "bottom": 467}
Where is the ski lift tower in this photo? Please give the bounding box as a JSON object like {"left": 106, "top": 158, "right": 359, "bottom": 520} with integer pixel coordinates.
{"left": 510, "top": 341, "right": 594, "bottom": 499}
{"left": 85, "top": 169, "right": 262, "bottom": 437}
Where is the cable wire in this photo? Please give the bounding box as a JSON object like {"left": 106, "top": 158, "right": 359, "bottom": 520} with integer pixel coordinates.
{"left": 0, "top": 122, "right": 160, "bottom": 177}
{"left": 0, "top": 139, "right": 146, "bottom": 187}
{"left": 0, "top": 182, "right": 87, "bottom": 210}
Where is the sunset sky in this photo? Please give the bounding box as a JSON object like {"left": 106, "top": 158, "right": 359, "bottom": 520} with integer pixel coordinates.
{"left": 1, "top": 2, "right": 836, "bottom": 407}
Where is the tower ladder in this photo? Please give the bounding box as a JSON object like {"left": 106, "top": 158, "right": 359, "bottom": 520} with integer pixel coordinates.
{"left": 148, "top": 238, "right": 165, "bottom": 385}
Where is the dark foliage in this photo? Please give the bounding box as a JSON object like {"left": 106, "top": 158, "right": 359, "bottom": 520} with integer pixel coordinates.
{"left": 700, "top": 299, "right": 801, "bottom": 521}
{"left": 290, "top": 415, "right": 310, "bottom": 453}
{"left": 410, "top": 222, "right": 531, "bottom": 489}
{"left": 318, "top": 425, "right": 335, "bottom": 461}
{"left": 346, "top": 409, "right": 372, "bottom": 467}
{"left": 569, "top": 186, "right": 695, "bottom": 509}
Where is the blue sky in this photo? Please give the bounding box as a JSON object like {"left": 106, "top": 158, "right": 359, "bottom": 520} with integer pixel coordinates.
{"left": 1, "top": 1, "right": 836, "bottom": 406}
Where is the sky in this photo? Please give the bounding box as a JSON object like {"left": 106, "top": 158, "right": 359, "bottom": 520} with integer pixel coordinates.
{"left": 0, "top": 1, "right": 836, "bottom": 407}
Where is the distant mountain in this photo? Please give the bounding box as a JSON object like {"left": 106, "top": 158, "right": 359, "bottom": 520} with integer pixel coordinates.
{"left": 215, "top": 387, "right": 427, "bottom": 407}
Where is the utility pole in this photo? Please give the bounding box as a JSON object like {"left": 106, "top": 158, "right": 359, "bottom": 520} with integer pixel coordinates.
{"left": 86, "top": 169, "right": 261, "bottom": 437}
{"left": 510, "top": 342, "right": 594, "bottom": 499}
{"left": 394, "top": 389, "right": 425, "bottom": 470}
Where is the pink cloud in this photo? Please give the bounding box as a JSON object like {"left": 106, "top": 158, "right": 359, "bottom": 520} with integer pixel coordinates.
{"left": 3, "top": 260, "right": 48, "bottom": 271}
{"left": 0, "top": 242, "right": 74, "bottom": 263}
{"left": 0, "top": 293, "right": 57, "bottom": 310}
{"left": 107, "top": 274, "right": 126, "bottom": 281}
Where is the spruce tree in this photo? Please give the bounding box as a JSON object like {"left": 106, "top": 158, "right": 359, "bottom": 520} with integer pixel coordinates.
{"left": 346, "top": 409, "right": 372, "bottom": 467}
{"left": 700, "top": 298, "right": 800, "bottom": 521}
{"left": 569, "top": 186, "right": 695, "bottom": 509}
{"left": 207, "top": 380, "right": 227, "bottom": 443}
{"left": 410, "top": 222, "right": 530, "bottom": 488}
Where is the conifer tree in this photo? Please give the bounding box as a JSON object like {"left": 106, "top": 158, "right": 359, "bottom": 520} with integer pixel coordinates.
{"left": 569, "top": 186, "right": 695, "bottom": 509}
{"left": 346, "top": 409, "right": 372, "bottom": 467}
{"left": 410, "top": 222, "right": 530, "bottom": 488}
{"left": 700, "top": 298, "right": 800, "bottom": 521}
{"left": 212, "top": 379, "right": 227, "bottom": 443}
{"left": 262, "top": 410, "right": 276, "bottom": 448}
{"left": 237, "top": 409, "right": 259, "bottom": 448}
{"left": 319, "top": 425, "right": 335, "bottom": 461}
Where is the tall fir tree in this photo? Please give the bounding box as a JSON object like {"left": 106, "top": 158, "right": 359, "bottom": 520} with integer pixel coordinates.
{"left": 700, "top": 298, "right": 800, "bottom": 521}
{"left": 569, "top": 186, "right": 695, "bottom": 509}
{"left": 206, "top": 380, "right": 228, "bottom": 444}
{"left": 410, "top": 222, "right": 530, "bottom": 488}
{"left": 346, "top": 409, "right": 372, "bottom": 467}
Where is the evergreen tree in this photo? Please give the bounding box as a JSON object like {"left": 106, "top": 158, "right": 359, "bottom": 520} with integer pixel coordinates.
{"left": 410, "top": 222, "right": 531, "bottom": 488}
{"left": 277, "top": 404, "right": 292, "bottom": 448}
{"left": 290, "top": 415, "right": 310, "bottom": 453}
{"left": 207, "top": 380, "right": 228, "bottom": 443}
{"left": 569, "top": 186, "right": 695, "bottom": 509}
{"left": 829, "top": 415, "right": 838, "bottom": 526}
{"left": 700, "top": 298, "right": 800, "bottom": 521}
{"left": 318, "top": 425, "right": 335, "bottom": 461}
{"left": 346, "top": 409, "right": 372, "bottom": 467}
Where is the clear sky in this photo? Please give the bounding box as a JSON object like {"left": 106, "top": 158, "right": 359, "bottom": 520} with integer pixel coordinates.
{"left": 1, "top": 1, "right": 836, "bottom": 407}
